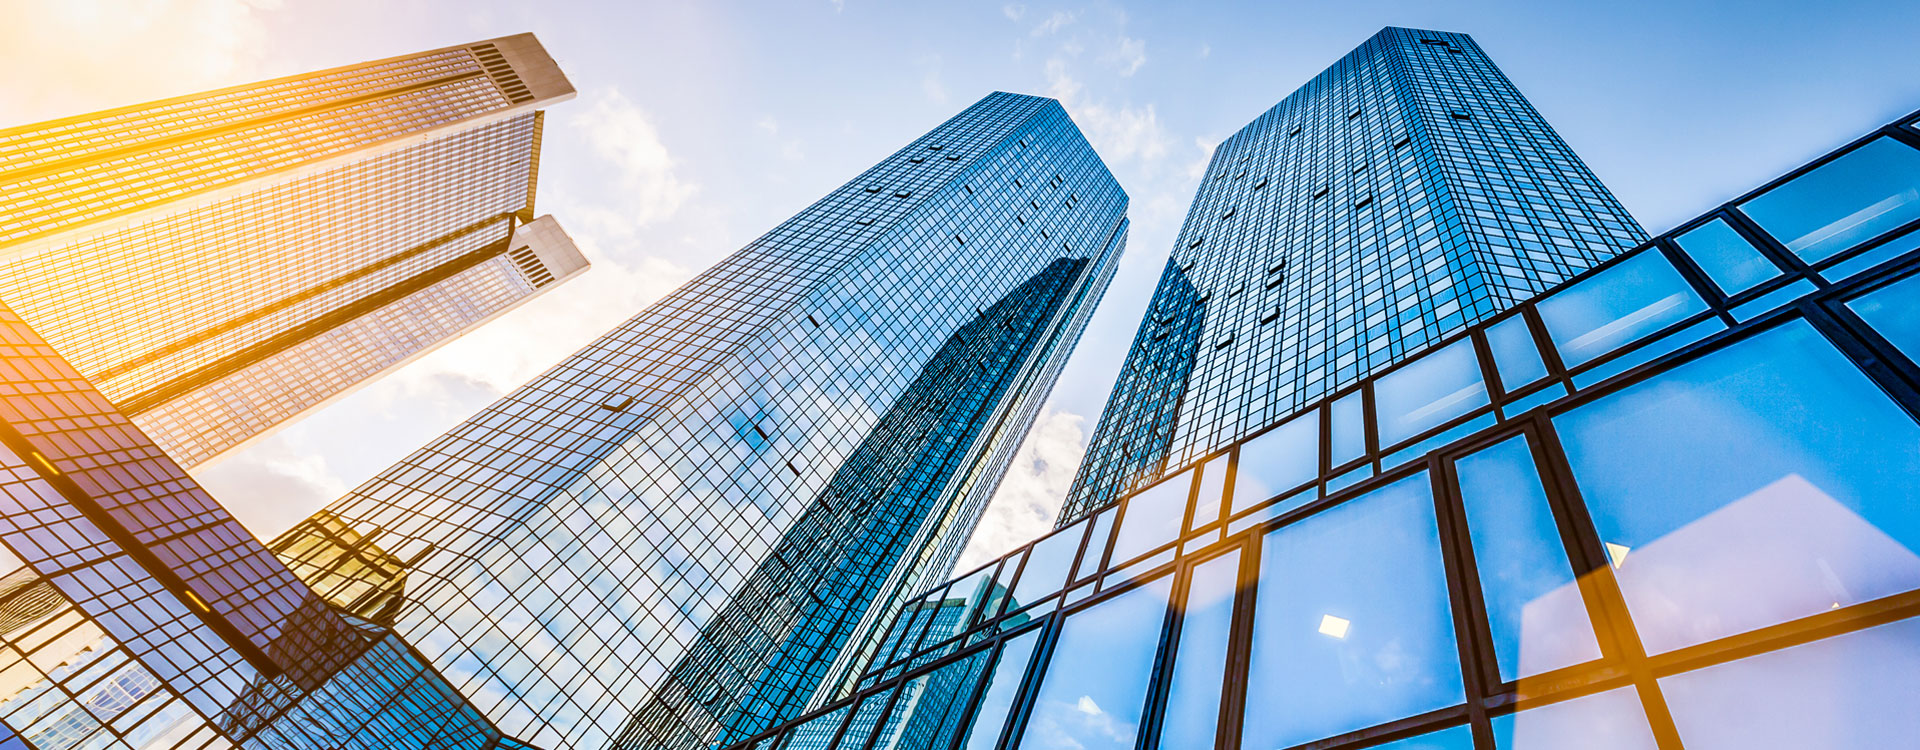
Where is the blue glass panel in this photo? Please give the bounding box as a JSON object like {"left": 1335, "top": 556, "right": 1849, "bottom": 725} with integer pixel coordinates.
{"left": 1330, "top": 392, "right": 1366, "bottom": 465}
{"left": 1375, "top": 339, "right": 1489, "bottom": 448}
{"left": 1739, "top": 137, "right": 1920, "bottom": 262}
{"left": 1226, "top": 487, "right": 1313, "bottom": 537}
{"left": 1537, "top": 251, "right": 1708, "bottom": 368}
{"left": 1323, "top": 463, "right": 1372, "bottom": 495}
{"left": 1009, "top": 520, "right": 1086, "bottom": 612}
{"left": 1555, "top": 321, "right": 1920, "bottom": 653}
{"left": 1490, "top": 687, "right": 1657, "bottom": 750}
{"left": 1820, "top": 224, "right": 1920, "bottom": 280}
{"left": 1847, "top": 272, "right": 1920, "bottom": 363}
{"left": 1110, "top": 471, "right": 1191, "bottom": 563}
{"left": 1230, "top": 412, "right": 1318, "bottom": 514}
{"left": 1486, "top": 315, "right": 1548, "bottom": 393}
{"left": 1728, "top": 279, "right": 1815, "bottom": 322}
{"left": 1372, "top": 725, "right": 1475, "bottom": 750}
{"left": 1456, "top": 436, "right": 1601, "bottom": 681}
{"left": 959, "top": 629, "right": 1043, "bottom": 750}
{"left": 874, "top": 649, "right": 992, "bottom": 750}
{"left": 1661, "top": 615, "right": 1920, "bottom": 749}
{"left": 1381, "top": 412, "right": 1495, "bottom": 471}
{"left": 1192, "top": 453, "right": 1231, "bottom": 530}
{"left": 1501, "top": 383, "right": 1568, "bottom": 417}
{"left": 1241, "top": 473, "right": 1464, "bottom": 749}
{"left": 1073, "top": 509, "right": 1116, "bottom": 581}
{"left": 1015, "top": 577, "right": 1172, "bottom": 750}
{"left": 1568, "top": 318, "right": 1725, "bottom": 390}
{"left": 1157, "top": 551, "right": 1240, "bottom": 749}
{"left": 833, "top": 689, "right": 893, "bottom": 750}
{"left": 1673, "top": 219, "right": 1781, "bottom": 295}
{"left": 783, "top": 704, "right": 850, "bottom": 750}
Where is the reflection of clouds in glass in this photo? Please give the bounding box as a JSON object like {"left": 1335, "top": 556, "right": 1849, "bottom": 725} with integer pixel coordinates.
{"left": 1492, "top": 687, "right": 1659, "bottom": 749}
{"left": 1607, "top": 472, "right": 1920, "bottom": 654}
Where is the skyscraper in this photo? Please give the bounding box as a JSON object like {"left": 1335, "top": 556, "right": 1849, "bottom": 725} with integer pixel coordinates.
{"left": 0, "top": 33, "right": 587, "bottom": 469}
{"left": 280, "top": 92, "right": 1128, "bottom": 749}
{"left": 1064, "top": 27, "right": 1645, "bottom": 517}
{"left": 730, "top": 67, "right": 1920, "bottom": 750}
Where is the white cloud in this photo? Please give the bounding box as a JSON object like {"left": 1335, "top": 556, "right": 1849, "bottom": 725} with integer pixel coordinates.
{"left": 957, "top": 407, "right": 1088, "bottom": 569}
{"left": 1002, "top": 3, "right": 1026, "bottom": 21}
{"left": 1103, "top": 34, "right": 1147, "bottom": 77}
{"left": 0, "top": 0, "right": 278, "bottom": 125}
{"left": 192, "top": 436, "right": 346, "bottom": 539}
{"left": 571, "top": 88, "right": 697, "bottom": 231}
{"left": 1044, "top": 59, "right": 1171, "bottom": 166}
{"left": 1031, "top": 10, "right": 1077, "bottom": 36}
{"left": 1199, "top": 42, "right": 1211, "bottom": 59}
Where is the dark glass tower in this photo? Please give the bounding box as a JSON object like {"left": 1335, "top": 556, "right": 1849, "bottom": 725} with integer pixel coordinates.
{"left": 282, "top": 92, "right": 1128, "bottom": 749}
{"left": 1064, "top": 27, "right": 1646, "bottom": 518}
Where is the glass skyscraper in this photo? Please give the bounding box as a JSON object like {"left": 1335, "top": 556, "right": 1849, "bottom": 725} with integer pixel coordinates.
{"left": 0, "top": 33, "right": 587, "bottom": 468}
{"left": 1064, "top": 27, "right": 1645, "bottom": 518}
{"left": 280, "top": 92, "right": 1128, "bottom": 749}
{"left": 730, "top": 80, "right": 1920, "bottom": 750}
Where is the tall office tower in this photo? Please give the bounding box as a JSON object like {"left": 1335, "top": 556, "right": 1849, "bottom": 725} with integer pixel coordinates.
{"left": 0, "top": 33, "right": 588, "bottom": 469}
{"left": 0, "top": 297, "right": 534, "bottom": 748}
{"left": 735, "top": 100, "right": 1920, "bottom": 750}
{"left": 280, "top": 92, "right": 1128, "bottom": 749}
{"left": 1063, "top": 27, "right": 1646, "bottom": 518}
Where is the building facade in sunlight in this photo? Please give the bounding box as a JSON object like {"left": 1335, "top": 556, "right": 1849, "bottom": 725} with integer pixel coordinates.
{"left": 0, "top": 33, "right": 587, "bottom": 469}
{"left": 1063, "top": 27, "right": 1647, "bottom": 518}
{"left": 281, "top": 92, "right": 1129, "bottom": 749}
{"left": 732, "top": 101, "right": 1920, "bottom": 750}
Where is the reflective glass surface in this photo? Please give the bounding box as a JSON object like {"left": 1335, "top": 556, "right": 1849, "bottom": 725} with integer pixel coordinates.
{"left": 1374, "top": 338, "right": 1489, "bottom": 447}
{"left": 1489, "top": 687, "right": 1657, "bottom": 750}
{"left": 1110, "top": 472, "right": 1191, "bottom": 563}
{"left": 1537, "top": 250, "right": 1708, "bottom": 368}
{"left": 1331, "top": 392, "right": 1366, "bottom": 466}
{"left": 1230, "top": 412, "right": 1317, "bottom": 514}
{"left": 1740, "top": 137, "right": 1920, "bottom": 262}
{"left": 1556, "top": 320, "right": 1920, "bottom": 653}
{"left": 1073, "top": 510, "right": 1117, "bottom": 582}
{"left": 1191, "top": 454, "right": 1231, "bottom": 529}
{"left": 1015, "top": 578, "right": 1172, "bottom": 750}
{"left": 1485, "top": 315, "right": 1547, "bottom": 393}
{"left": 1242, "top": 473, "right": 1464, "bottom": 748}
{"left": 1672, "top": 218, "right": 1780, "bottom": 295}
{"left": 1373, "top": 726, "right": 1475, "bottom": 750}
{"left": 870, "top": 649, "right": 991, "bottom": 750}
{"left": 1010, "top": 521, "right": 1087, "bottom": 611}
{"left": 1455, "top": 436, "right": 1600, "bottom": 681}
{"left": 959, "top": 630, "right": 1043, "bottom": 750}
{"left": 1157, "top": 552, "right": 1239, "bottom": 749}
{"left": 1847, "top": 272, "right": 1920, "bottom": 362}
{"left": 1659, "top": 615, "right": 1920, "bottom": 748}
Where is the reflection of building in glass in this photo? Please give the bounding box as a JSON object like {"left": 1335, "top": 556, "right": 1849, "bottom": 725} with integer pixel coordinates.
{"left": 0, "top": 34, "right": 587, "bottom": 469}
{"left": 735, "top": 53, "right": 1920, "bottom": 750}
{"left": 283, "top": 92, "right": 1128, "bottom": 749}
{"left": 1063, "top": 27, "right": 1646, "bottom": 517}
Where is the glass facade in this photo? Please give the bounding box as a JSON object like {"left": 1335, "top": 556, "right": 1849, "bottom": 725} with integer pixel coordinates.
{"left": 736, "top": 106, "right": 1920, "bottom": 750}
{"left": 284, "top": 92, "right": 1129, "bottom": 749}
{"left": 1064, "top": 27, "right": 1646, "bottom": 517}
{"left": 0, "top": 34, "right": 587, "bottom": 468}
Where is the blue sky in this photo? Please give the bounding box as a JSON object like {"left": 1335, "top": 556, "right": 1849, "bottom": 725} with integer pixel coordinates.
{"left": 3, "top": 0, "right": 1917, "bottom": 561}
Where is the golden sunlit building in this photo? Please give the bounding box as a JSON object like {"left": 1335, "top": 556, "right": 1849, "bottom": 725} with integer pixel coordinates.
{"left": 0, "top": 33, "right": 588, "bottom": 468}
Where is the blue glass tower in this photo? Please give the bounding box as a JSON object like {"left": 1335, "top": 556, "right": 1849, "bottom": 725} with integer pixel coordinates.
{"left": 1064, "top": 27, "right": 1646, "bottom": 517}
{"left": 285, "top": 92, "right": 1128, "bottom": 749}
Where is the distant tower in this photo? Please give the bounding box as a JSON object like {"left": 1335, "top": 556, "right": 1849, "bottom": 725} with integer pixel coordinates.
{"left": 0, "top": 33, "right": 587, "bottom": 468}
{"left": 1064, "top": 27, "right": 1645, "bottom": 518}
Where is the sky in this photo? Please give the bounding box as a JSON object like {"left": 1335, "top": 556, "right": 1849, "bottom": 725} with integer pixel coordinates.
{"left": 2, "top": 0, "right": 1917, "bottom": 568}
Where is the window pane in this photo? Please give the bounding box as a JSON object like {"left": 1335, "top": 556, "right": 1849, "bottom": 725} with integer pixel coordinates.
{"left": 1009, "top": 520, "right": 1087, "bottom": 611}
{"left": 1372, "top": 726, "right": 1475, "bottom": 750}
{"left": 1537, "top": 251, "right": 1708, "bottom": 368}
{"left": 1660, "top": 615, "right": 1920, "bottom": 749}
{"left": 1847, "top": 272, "right": 1920, "bottom": 363}
{"left": 1486, "top": 315, "right": 1547, "bottom": 392}
{"left": 1110, "top": 471, "right": 1191, "bottom": 563}
{"left": 784, "top": 704, "right": 850, "bottom": 749}
{"left": 1157, "top": 551, "right": 1240, "bottom": 749}
{"left": 1241, "top": 473, "right": 1465, "bottom": 749}
{"left": 1490, "top": 687, "right": 1658, "bottom": 750}
{"left": 1375, "top": 339, "right": 1489, "bottom": 447}
{"left": 1554, "top": 320, "right": 1920, "bottom": 654}
{"left": 1073, "top": 509, "right": 1117, "bottom": 581}
{"left": 1456, "top": 436, "right": 1600, "bottom": 681}
{"left": 1015, "top": 577, "right": 1173, "bottom": 750}
{"left": 875, "top": 650, "right": 991, "bottom": 750}
{"left": 1673, "top": 218, "right": 1780, "bottom": 295}
{"left": 834, "top": 689, "right": 894, "bottom": 750}
{"left": 1740, "top": 136, "right": 1920, "bottom": 262}
{"left": 1191, "top": 454, "right": 1230, "bottom": 529}
{"left": 959, "top": 629, "right": 1043, "bottom": 750}
{"left": 1330, "top": 391, "right": 1365, "bottom": 465}
{"left": 1232, "top": 411, "right": 1317, "bottom": 514}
